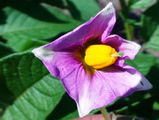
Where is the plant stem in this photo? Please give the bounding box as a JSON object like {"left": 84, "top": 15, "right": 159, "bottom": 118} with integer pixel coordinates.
{"left": 119, "top": 0, "right": 134, "bottom": 40}
{"left": 100, "top": 107, "right": 111, "bottom": 120}
{"left": 124, "top": 22, "right": 133, "bottom": 40}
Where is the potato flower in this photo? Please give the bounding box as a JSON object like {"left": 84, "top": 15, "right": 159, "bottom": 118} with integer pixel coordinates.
{"left": 32, "top": 2, "right": 152, "bottom": 117}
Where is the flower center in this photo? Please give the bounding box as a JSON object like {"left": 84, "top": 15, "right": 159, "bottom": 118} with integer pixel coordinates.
{"left": 84, "top": 44, "right": 118, "bottom": 69}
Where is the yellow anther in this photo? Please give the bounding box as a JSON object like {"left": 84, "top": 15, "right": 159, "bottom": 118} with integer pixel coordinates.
{"left": 84, "top": 44, "right": 118, "bottom": 69}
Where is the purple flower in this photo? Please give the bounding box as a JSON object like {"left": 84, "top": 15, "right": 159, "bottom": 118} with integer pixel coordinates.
{"left": 32, "top": 2, "right": 152, "bottom": 117}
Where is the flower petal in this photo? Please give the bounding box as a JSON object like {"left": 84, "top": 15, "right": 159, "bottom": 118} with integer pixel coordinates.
{"left": 46, "top": 2, "right": 116, "bottom": 51}
{"left": 33, "top": 46, "right": 113, "bottom": 117}
{"left": 32, "top": 46, "right": 59, "bottom": 76}
{"left": 32, "top": 46, "right": 83, "bottom": 100}
{"left": 75, "top": 65, "right": 152, "bottom": 117}
{"left": 102, "top": 34, "right": 141, "bottom": 60}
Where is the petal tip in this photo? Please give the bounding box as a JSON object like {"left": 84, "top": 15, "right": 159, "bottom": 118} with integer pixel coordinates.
{"left": 138, "top": 73, "right": 153, "bottom": 91}
{"left": 32, "top": 48, "right": 39, "bottom": 57}
{"left": 101, "top": 2, "right": 115, "bottom": 16}
{"left": 145, "top": 81, "right": 153, "bottom": 90}
{"left": 133, "top": 41, "right": 141, "bottom": 50}
{"left": 32, "top": 47, "right": 42, "bottom": 59}
{"left": 32, "top": 46, "right": 54, "bottom": 61}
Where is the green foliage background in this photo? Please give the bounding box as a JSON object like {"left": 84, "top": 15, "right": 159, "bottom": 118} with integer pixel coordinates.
{"left": 0, "top": 0, "right": 159, "bottom": 119}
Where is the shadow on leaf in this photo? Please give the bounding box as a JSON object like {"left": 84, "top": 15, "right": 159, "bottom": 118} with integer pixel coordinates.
{"left": 47, "top": 93, "right": 77, "bottom": 120}
{"left": 1, "top": 0, "right": 68, "bottom": 23}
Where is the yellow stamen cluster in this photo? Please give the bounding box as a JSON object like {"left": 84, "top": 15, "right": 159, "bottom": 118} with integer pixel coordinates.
{"left": 84, "top": 44, "right": 118, "bottom": 69}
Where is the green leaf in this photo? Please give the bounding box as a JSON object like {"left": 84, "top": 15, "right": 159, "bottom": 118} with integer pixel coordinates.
{"left": 47, "top": 93, "right": 78, "bottom": 120}
{"left": 152, "top": 101, "right": 159, "bottom": 120}
{"left": 0, "top": 4, "right": 80, "bottom": 51}
{"left": 107, "top": 92, "right": 152, "bottom": 116}
{"left": 126, "top": 53, "right": 156, "bottom": 75}
{"left": 0, "top": 52, "right": 48, "bottom": 97}
{"left": 153, "top": 102, "right": 159, "bottom": 110}
{"left": 130, "top": 0, "right": 157, "bottom": 11}
{"left": 0, "top": 5, "right": 79, "bottom": 41}
{"left": 141, "top": 15, "right": 158, "bottom": 42}
{"left": 7, "top": 39, "right": 47, "bottom": 52}
{"left": 147, "top": 59, "right": 159, "bottom": 93}
{"left": 1, "top": 75, "right": 65, "bottom": 120}
{"left": 68, "top": 0, "right": 100, "bottom": 21}
{"left": 60, "top": 111, "right": 78, "bottom": 120}
{"left": 0, "top": 42, "right": 14, "bottom": 58}
{"left": 141, "top": 2, "right": 159, "bottom": 51}
{"left": 128, "top": 0, "right": 138, "bottom": 6}
{"left": 0, "top": 52, "right": 79, "bottom": 119}
{"left": 145, "top": 26, "right": 159, "bottom": 51}
{"left": 0, "top": 52, "right": 66, "bottom": 120}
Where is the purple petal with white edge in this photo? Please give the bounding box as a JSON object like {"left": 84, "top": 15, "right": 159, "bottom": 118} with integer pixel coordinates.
{"left": 32, "top": 47, "right": 80, "bottom": 78}
{"left": 102, "top": 34, "right": 141, "bottom": 60}
{"left": 76, "top": 65, "right": 152, "bottom": 117}
{"left": 32, "top": 46, "right": 83, "bottom": 100}
{"left": 45, "top": 2, "right": 116, "bottom": 51}
{"left": 32, "top": 46, "right": 59, "bottom": 76}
